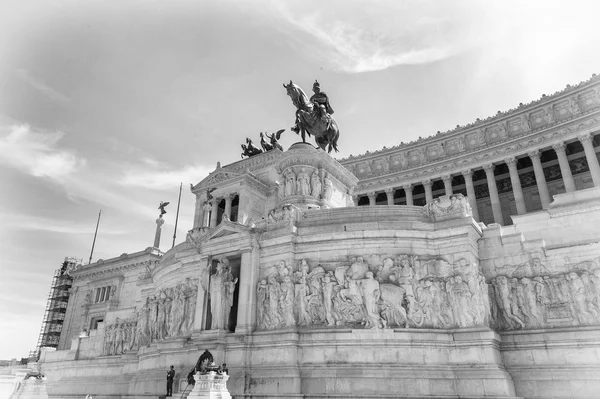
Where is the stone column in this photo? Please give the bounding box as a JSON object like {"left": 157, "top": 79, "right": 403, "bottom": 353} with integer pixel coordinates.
{"left": 422, "top": 180, "right": 433, "bottom": 203}
{"left": 579, "top": 133, "right": 600, "bottom": 187}
{"left": 154, "top": 216, "right": 165, "bottom": 248}
{"left": 505, "top": 157, "right": 526, "bottom": 215}
{"left": 442, "top": 175, "right": 453, "bottom": 196}
{"left": 403, "top": 184, "right": 414, "bottom": 206}
{"left": 202, "top": 202, "right": 211, "bottom": 227}
{"left": 193, "top": 195, "right": 206, "bottom": 229}
{"left": 209, "top": 199, "right": 219, "bottom": 227}
{"left": 235, "top": 239, "right": 260, "bottom": 334}
{"left": 367, "top": 192, "right": 376, "bottom": 206}
{"left": 552, "top": 142, "right": 576, "bottom": 193}
{"left": 483, "top": 163, "right": 504, "bottom": 225}
{"left": 224, "top": 194, "right": 233, "bottom": 219}
{"left": 528, "top": 150, "right": 551, "bottom": 209}
{"left": 352, "top": 195, "right": 359, "bottom": 206}
{"left": 461, "top": 169, "right": 480, "bottom": 222}
{"left": 385, "top": 188, "right": 395, "bottom": 205}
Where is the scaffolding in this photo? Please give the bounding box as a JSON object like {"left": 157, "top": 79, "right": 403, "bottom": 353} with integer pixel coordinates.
{"left": 34, "top": 257, "right": 79, "bottom": 359}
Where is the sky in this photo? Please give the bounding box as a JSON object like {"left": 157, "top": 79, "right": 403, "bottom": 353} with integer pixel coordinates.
{"left": 0, "top": 0, "right": 599, "bottom": 360}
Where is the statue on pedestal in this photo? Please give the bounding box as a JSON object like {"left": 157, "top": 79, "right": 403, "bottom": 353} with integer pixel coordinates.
{"left": 283, "top": 80, "right": 340, "bottom": 153}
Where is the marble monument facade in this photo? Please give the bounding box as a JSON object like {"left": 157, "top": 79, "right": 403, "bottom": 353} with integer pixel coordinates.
{"left": 38, "top": 76, "right": 600, "bottom": 399}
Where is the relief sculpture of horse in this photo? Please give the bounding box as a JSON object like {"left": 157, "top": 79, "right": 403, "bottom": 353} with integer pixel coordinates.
{"left": 283, "top": 81, "right": 340, "bottom": 153}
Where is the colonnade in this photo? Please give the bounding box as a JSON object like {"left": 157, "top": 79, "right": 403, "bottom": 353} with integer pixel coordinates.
{"left": 354, "top": 133, "right": 600, "bottom": 225}
{"left": 194, "top": 193, "right": 239, "bottom": 228}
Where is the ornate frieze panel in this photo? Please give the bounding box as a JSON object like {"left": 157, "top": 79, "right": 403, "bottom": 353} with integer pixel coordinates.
{"left": 101, "top": 277, "right": 200, "bottom": 355}
{"left": 489, "top": 257, "right": 600, "bottom": 330}
{"left": 256, "top": 255, "right": 490, "bottom": 331}
{"left": 444, "top": 137, "right": 465, "bottom": 156}
{"left": 407, "top": 148, "right": 426, "bottom": 167}
{"left": 422, "top": 194, "right": 472, "bottom": 222}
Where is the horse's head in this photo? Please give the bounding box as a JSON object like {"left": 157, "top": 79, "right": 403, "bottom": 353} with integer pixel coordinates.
{"left": 283, "top": 80, "right": 297, "bottom": 99}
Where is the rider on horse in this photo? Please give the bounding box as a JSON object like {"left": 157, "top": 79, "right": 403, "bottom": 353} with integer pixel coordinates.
{"left": 292, "top": 80, "right": 334, "bottom": 133}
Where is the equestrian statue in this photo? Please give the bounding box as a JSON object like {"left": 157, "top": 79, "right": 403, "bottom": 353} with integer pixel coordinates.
{"left": 283, "top": 80, "right": 339, "bottom": 153}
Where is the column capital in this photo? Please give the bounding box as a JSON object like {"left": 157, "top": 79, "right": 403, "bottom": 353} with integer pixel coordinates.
{"left": 504, "top": 157, "right": 518, "bottom": 168}
{"left": 367, "top": 191, "right": 376, "bottom": 198}
{"left": 352, "top": 195, "right": 360, "bottom": 201}
{"left": 527, "top": 149, "right": 541, "bottom": 160}
{"left": 552, "top": 142, "right": 566, "bottom": 152}
{"left": 384, "top": 187, "right": 395, "bottom": 195}
{"left": 577, "top": 133, "right": 594, "bottom": 144}
{"left": 461, "top": 169, "right": 473, "bottom": 178}
{"left": 482, "top": 163, "right": 495, "bottom": 173}
{"left": 402, "top": 183, "right": 413, "bottom": 191}
{"left": 228, "top": 192, "right": 237, "bottom": 200}
{"left": 441, "top": 174, "right": 452, "bottom": 183}
{"left": 422, "top": 179, "right": 432, "bottom": 187}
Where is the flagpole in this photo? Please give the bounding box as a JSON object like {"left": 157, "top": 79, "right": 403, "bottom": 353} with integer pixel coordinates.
{"left": 88, "top": 210, "right": 102, "bottom": 264}
{"left": 172, "top": 183, "right": 183, "bottom": 248}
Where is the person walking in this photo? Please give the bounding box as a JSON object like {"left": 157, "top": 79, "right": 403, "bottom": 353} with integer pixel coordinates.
{"left": 166, "top": 365, "right": 175, "bottom": 397}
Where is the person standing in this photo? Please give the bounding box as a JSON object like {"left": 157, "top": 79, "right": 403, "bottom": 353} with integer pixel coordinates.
{"left": 166, "top": 365, "right": 175, "bottom": 397}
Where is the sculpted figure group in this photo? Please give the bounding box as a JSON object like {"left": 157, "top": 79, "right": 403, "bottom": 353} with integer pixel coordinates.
{"left": 256, "top": 256, "right": 490, "bottom": 331}
{"left": 279, "top": 168, "right": 331, "bottom": 201}
{"left": 101, "top": 278, "right": 199, "bottom": 356}
{"left": 490, "top": 263, "right": 600, "bottom": 330}
{"left": 201, "top": 258, "right": 238, "bottom": 331}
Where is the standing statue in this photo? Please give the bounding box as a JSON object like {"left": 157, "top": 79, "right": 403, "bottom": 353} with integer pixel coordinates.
{"left": 296, "top": 168, "right": 311, "bottom": 196}
{"left": 284, "top": 169, "right": 296, "bottom": 196}
{"left": 207, "top": 258, "right": 238, "bottom": 330}
{"left": 158, "top": 201, "right": 170, "bottom": 216}
{"left": 283, "top": 80, "right": 339, "bottom": 153}
{"left": 310, "top": 171, "right": 321, "bottom": 198}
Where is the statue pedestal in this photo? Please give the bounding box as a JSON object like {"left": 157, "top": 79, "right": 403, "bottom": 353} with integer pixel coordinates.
{"left": 187, "top": 372, "right": 231, "bottom": 399}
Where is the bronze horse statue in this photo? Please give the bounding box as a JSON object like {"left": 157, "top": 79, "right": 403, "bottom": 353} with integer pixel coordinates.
{"left": 283, "top": 81, "right": 339, "bottom": 153}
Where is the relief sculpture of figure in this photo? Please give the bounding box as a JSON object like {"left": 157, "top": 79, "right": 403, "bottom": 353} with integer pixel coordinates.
{"left": 257, "top": 280, "right": 268, "bottom": 329}
{"left": 170, "top": 285, "right": 186, "bottom": 336}
{"left": 493, "top": 276, "right": 525, "bottom": 329}
{"left": 284, "top": 169, "right": 296, "bottom": 197}
{"left": 279, "top": 276, "right": 296, "bottom": 327}
{"left": 296, "top": 168, "right": 311, "bottom": 196}
{"left": 568, "top": 272, "right": 595, "bottom": 325}
{"left": 359, "top": 272, "right": 383, "bottom": 329}
{"left": 266, "top": 275, "right": 283, "bottom": 328}
{"left": 322, "top": 274, "right": 337, "bottom": 326}
{"left": 310, "top": 171, "right": 322, "bottom": 198}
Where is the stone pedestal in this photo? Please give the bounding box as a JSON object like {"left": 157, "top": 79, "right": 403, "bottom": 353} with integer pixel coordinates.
{"left": 187, "top": 372, "right": 231, "bottom": 399}
{"left": 9, "top": 377, "right": 49, "bottom": 399}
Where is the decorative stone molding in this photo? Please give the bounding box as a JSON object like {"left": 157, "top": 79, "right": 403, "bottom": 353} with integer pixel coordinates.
{"left": 461, "top": 169, "right": 473, "bottom": 177}
{"left": 422, "top": 194, "right": 473, "bottom": 222}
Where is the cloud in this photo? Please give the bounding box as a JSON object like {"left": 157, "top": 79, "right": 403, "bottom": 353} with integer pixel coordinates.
{"left": 267, "top": 0, "right": 494, "bottom": 73}
{"left": 1, "top": 212, "right": 131, "bottom": 235}
{"left": 16, "top": 69, "right": 70, "bottom": 104}
{"left": 119, "top": 162, "right": 214, "bottom": 190}
{"left": 0, "top": 124, "right": 85, "bottom": 179}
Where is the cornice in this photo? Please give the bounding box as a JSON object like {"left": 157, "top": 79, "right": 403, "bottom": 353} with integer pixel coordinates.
{"left": 339, "top": 74, "right": 600, "bottom": 164}
{"left": 352, "top": 112, "right": 600, "bottom": 194}
{"left": 73, "top": 259, "right": 160, "bottom": 281}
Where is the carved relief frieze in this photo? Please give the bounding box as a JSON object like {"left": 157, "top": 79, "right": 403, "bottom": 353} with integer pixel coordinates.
{"left": 489, "top": 257, "right": 600, "bottom": 330}
{"left": 422, "top": 194, "right": 472, "bottom": 221}
{"left": 101, "top": 277, "right": 200, "bottom": 356}
{"left": 256, "top": 255, "right": 490, "bottom": 331}
{"left": 73, "top": 259, "right": 159, "bottom": 281}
